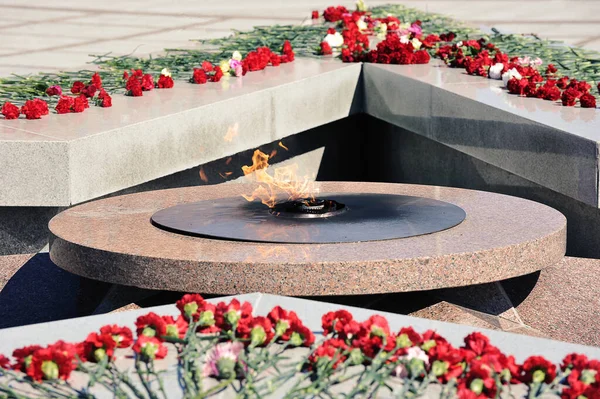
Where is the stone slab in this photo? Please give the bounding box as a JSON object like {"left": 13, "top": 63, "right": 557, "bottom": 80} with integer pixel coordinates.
{"left": 48, "top": 182, "right": 566, "bottom": 294}
{"left": 0, "top": 58, "right": 361, "bottom": 206}
{"left": 1, "top": 293, "right": 599, "bottom": 365}
{"left": 2, "top": 57, "right": 600, "bottom": 209}
{"left": 363, "top": 61, "right": 600, "bottom": 207}
{"left": 503, "top": 256, "right": 600, "bottom": 347}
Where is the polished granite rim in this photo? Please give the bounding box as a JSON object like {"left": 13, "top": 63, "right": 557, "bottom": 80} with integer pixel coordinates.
{"left": 48, "top": 182, "right": 567, "bottom": 295}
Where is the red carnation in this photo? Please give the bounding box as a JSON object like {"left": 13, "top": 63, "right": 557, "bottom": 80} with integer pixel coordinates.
{"left": 201, "top": 61, "right": 214, "bottom": 73}
{"left": 397, "top": 326, "right": 423, "bottom": 347}
{"left": 12, "top": 345, "right": 42, "bottom": 372}
{"left": 141, "top": 74, "right": 154, "bottom": 91}
{"left": 236, "top": 316, "right": 274, "bottom": 347}
{"left": 96, "top": 89, "right": 112, "bottom": 107}
{"left": 0, "top": 355, "right": 9, "bottom": 369}
{"left": 543, "top": 85, "right": 561, "bottom": 101}
{"left": 71, "top": 81, "right": 85, "bottom": 94}
{"left": 562, "top": 353, "right": 589, "bottom": 371}
{"left": 161, "top": 315, "right": 188, "bottom": 339}
{"left": 545, "top": 64, "right": 557, "bottom": 75}
{"left": 215, "top": 299, "right": 253, "bottom": 330}
{"left": 82, "top": 84, "right": 97, "bottom": 98}
{"left": 306, "top": 338, "right": 348, "bottom": 370}
{"left": 580, "top": 93, "right": 597, "bottom": 108}
{"left": 210, "top": 66, "right": 223, "bottom": 82}
{"left": 126, "top": 76, "right": 143, "bottom": 96}
{"left": 99, "top": 325, "right": 133, "bottom": 348}
{"left": 557, "top": 76, "right": 570, "bottom": 89}
{"left": 287, "top": 321, "right": 315, "bottom": 347}
{"left": 320, "top": 41, "right": 333, "bottom": 55}
{"left": 20, "top": 99, "right": 47, "bottom": 119}
{"left": 177, "top": 293, "right": 206, "bottom": 319}
{"left": 45, "top": 85, "right": 62, "bottom": 96}
{"left": 55, "top": 96, "right": 74, "bottom": 114}
{"left": 77, "top": 332, "right": 117, "bottom": 363}
{"left": 323, "top": 6, "right": 348, "bottom": 22}
{"left": 91, "top": 72, "right": 102, "bottom": 89}
{"left": 270, "top": 54, "right": 281, "bottom": 66}
{"left": 157, "top": 75, "right": 174, "bottom": 89}
{"left": 439, "top": 32, "right": 456, "bottom": 42}
{"left": 520, "top": 355, "right": 557, "bottom": 384}
{"left": 457, "top": 360, "right": 498, "bottom": 398}
{"left": 311, "top": 10, "right": 319, "bottom": 19}
{"left": 133, "top": 336, "right": 168, "bottom": 361}
{"left": 562, "top": 88, "right": 582, "bottom": 106}
{"left": 322, "top": 310, "right": 354, "bottom": 336}
{"left": 73, "top": 95, "right": 88, "bottom": 113}
{"left": 27, "top": 341, "right": 77, "bottom": 382}
{"left": 122, "top": 71, "right": 129, "bottom": 80}
{"left": 414, "top": 50, "right": 431, "bottom": 64}
{"left": 191, "top": 68, "right": 208, "bottom": 84}
{"left": 1, "top": 101, "right": 20, "bottom": 119}
{"left": 463, "top": 332, "right": 499, "bottom": 358}
{"left": 598, "top": 82, "right": 600, "bottom": 94}
{"left": 136, "top": 312, "right": 168, "bottom": 338}
{"left": 282, "top": 40, "right": 294, "bottom": 58}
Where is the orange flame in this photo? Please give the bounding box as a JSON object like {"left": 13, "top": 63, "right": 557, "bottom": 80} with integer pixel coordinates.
{"left": 241, "top": 149, "right": 317, "bottom": 208}
{"left": 223, "top": 123, "right": 239, "bottom": 142}
{"left": 199, "top": 167, "right": 208, "bottom": 183}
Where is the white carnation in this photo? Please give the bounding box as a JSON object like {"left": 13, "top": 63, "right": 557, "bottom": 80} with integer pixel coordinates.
{"left": 324, "top": 32, "right": 344, "bottom": 48}
{"left": 502, "top": 68, "right": 522, "bottom": 87}
{"left": 488, "top": 63, "right": 504, "bottom": 80}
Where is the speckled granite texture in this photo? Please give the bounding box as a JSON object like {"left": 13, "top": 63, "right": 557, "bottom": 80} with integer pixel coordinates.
{"left": 49, "top": 182, "right": 566, "bottom": 295}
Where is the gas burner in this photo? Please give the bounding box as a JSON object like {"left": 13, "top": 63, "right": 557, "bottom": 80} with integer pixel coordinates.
{"left": 150, "top": 193, "right": 467, "bottom": 244}
{"left": 269, "top": 198, "right": 347, "bottom": 219}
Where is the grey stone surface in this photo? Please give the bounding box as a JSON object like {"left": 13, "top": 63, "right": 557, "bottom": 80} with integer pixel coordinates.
{"left": 0, "top": 59, "right": 361, "bottom": 207}
{"left": 363, "top": 62, "right": 600, "bottom": 207}
{"left": 2, "top": 59, "right": 600, "bottom": 210}
{"left": 363, "top": 117, "right": 600, "bottom": 258}
{"left": 1, "top": 293, "right": 599, "bottom": 363}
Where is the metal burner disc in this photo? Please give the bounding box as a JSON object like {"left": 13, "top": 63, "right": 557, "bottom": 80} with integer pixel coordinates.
{"left": 150, "top": 193, "right": 466, "bottom": 244}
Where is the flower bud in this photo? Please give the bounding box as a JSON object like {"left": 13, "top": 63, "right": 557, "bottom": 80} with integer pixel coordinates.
{"left": 421, "top": 339, "right": 436, "bottom": 351}
{"left": 142, "top": 326, "right": 156, "bottom": 337}
{"left": 275, "top": 320, "right": 289, "bottom": 337}
{"left": 225, "top": 310, "right": 240, "bottom": 326}
{"left": 532, "top": 369, "right": 546, "bottom": 384}
{"left": 183, "top": 302, "right": 198, "bottom": 317}
{"left": 396, "top": 333, "right": 412, "bottom": 348}
{"left": 250, "top": 326, "right": 266, "bottom": 347}
{"left": 216, "top": 357, "right": 236, "bottom": 379}
{"left": 41, "top": 360, "right": 59, "bottom": 380}
{"left": 581, "top": 369, "right": 597, "bottom": 384}
{"left": 166, "top": 325, "right": 179, "bottom": 339}
{"left": 93, "top": 348, "right": 107, "bottom": 362}
{"left": 141, "top": 342, "right": 159, "bottom": 360}
{"left": 470, "top": 378, "right": 484, "bottom": 395}
{"left": 349, "top": 348, "right": 364, "bottom": 365}
{"left": 432, "top": 360, "right": 449, "bottom": 377}
{"left": 408, "top": 358, "right": 426, "bottom": 377}
{"left": 198, "top": 311, "right": 215, "bottom": 327}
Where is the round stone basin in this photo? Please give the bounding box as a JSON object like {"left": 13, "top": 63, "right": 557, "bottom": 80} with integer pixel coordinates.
{"left": 48, "top": 182, "right": 566, "bottom": 295}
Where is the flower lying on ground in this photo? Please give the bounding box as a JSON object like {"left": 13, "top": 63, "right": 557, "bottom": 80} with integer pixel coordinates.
{"left": 0, "top": 292, "right": 596, "bottom": 398}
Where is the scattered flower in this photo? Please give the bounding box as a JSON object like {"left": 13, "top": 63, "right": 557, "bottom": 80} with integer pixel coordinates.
{"left": 132, "top": 336, "right": 167, "bottom": 361}
{"left": 1, "top": 101, "right": 20, "bottom": 119}
{"left": 202, "top": 341, "right": 244, "bottom": 379}
{"left": 45, "top": 85, "right": 62, "bottom": 96}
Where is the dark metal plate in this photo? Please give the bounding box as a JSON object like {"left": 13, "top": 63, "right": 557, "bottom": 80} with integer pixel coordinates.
{"left": 150, "top": 193, "right": 466, "bottom": 244}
